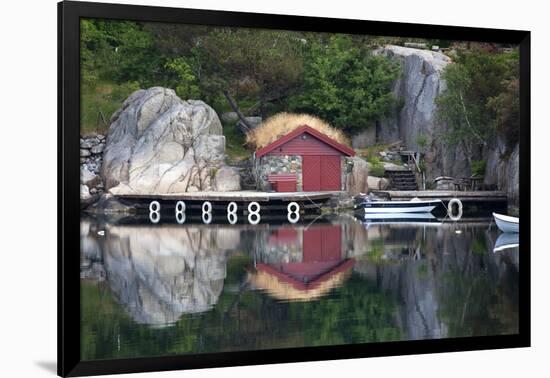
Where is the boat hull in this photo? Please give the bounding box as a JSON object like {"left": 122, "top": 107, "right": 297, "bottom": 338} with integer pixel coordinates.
{"left": 361, "top": 200, "right": 441, "bottom": 214}
{"left": 364, "top": 205, "right": 436, "bottom": 214}
{"left": 493, "top": 213, "right": 519, "bottom": 233}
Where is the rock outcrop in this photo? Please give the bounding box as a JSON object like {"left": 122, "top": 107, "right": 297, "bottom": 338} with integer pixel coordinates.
{"left": 485, "top": 140, "right": 520, "bottom": 207}
{"left": 345, "top": 157, "right": 369, "bottom": 195}
{"left": 367, "top": 176, "right": 391, "bottom": 190}
{"left": 213, "top": 166, "right": 242, "bottom": 192}
{"left": 375, "top": 46, "right": 471, "bottom": 181}
{"left": 102, "top": 87, "right": 240, "bottom": 195}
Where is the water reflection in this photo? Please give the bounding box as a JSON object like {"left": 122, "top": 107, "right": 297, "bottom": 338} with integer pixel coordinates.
{"left": 250, "top": 225, "right": 355, "bottom": 301}
{"left": 80, "top": 215, "right": 519, "bottom": 359}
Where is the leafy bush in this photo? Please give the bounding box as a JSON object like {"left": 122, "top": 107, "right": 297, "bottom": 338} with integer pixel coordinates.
{"left": 471, "top": 159, "right": 486, "bottom": 177}
{"left": 164, "top": 58, "right": 200, "bottom": 99}
{"left": 367, "top": 156, "right": 385, "bottom": 177}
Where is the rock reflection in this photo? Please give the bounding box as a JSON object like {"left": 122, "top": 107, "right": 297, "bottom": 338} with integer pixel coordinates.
{"left": 81, "top": 219, "right": 240, "bottom": 325}
{"left": 352, "top": 221, "right": 520, "bottom": 339}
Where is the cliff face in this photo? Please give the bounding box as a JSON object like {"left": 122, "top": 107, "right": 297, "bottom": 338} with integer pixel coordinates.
{"left": 375, "top": 45, "right": 470, "bottom": 181}
{"left": 485, "top": 140, "right": 520, "bottom": 207}
{"left": 371, "top": 46, "right": 519, "bottom": 205}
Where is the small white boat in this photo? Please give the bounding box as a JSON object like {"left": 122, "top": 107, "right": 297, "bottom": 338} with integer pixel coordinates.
{"left": 360, "top": 198, "right": 442, "bottom": 214}
{"left": 493, "top": 232, "right": 519, "bottom": 252}
{"left": 493, "top": 213, "right": 519, "bottom": 233}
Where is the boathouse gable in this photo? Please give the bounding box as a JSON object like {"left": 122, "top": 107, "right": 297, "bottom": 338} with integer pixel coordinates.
{"left": 253, "top": 125, "right": 355, "bottom": 192}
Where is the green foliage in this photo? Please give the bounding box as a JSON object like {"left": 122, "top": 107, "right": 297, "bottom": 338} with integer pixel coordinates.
{"left": 80, "top": 19, "right": 160, "bottom": 87}
{"left": 290, "top": 35, "right": 400, "bottom": 133}
{"left": 199, "top": 28, "right": 306, "bottom": 116}
{"left": 367, "top": 156, "right": 385, "bottom": 177}
{"left": 487, "top": 77, "right": 520, "bottom": 148}
{"left": 80, "top": 80, "right": 140, "bottom": 134}
{"left": 222, "top": 121, "right": 250, "bottom": 161}
{"left": 437, "top": 49, "right": 519, "bottom": 161}
{"left": 164, "top": 57, "right": 200, "bottom": 99}
{"left": 471, "top": 159, "right": 486, "bottom": 177}
{"left": 416, "top": 134, "right": 428, "bottom": 151}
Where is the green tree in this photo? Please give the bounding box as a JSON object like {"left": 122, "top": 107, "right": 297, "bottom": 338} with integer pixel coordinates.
{"left": 437, "top": 49, "right": 519, "bottom": 165}
{"left": 80, "top": 19, "right": 161, "bottom": 87}
{"left": 164, "top": 57, "right": 200, "bottom": 99}
{"left": 487, "top": 77, "right": 520, "bottom": 149}
{"left": 200, "top": 28, "right": 306, "bottom": 118}
{"left": 289, "top": 35, "right": 399, "bottom": 134}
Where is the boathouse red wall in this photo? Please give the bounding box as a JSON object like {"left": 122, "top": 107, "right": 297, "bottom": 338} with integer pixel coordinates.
{"left": 255, "top": 125, "right": 355, "bottom": 192}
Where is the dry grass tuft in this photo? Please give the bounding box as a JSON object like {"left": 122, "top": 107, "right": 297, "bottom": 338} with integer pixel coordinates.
{"left": 246, "top": 112, "right": 350, "bottom": 149}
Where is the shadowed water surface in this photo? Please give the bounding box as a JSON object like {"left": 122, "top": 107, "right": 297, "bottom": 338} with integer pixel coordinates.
{"left": 80, "top": 214, "right": 519, "bottom": 360}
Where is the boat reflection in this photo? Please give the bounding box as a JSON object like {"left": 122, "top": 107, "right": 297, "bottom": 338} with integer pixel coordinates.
{"left": 494, "top": 232, "right": 520, "bottom": 252}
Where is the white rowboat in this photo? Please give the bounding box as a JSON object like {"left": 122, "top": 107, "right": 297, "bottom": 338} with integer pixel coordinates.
{"left": 493, "top": 212, "right": 519, "bottom": 233}
{"left": 361, "top": 199, "right": 442, "bottom": 214}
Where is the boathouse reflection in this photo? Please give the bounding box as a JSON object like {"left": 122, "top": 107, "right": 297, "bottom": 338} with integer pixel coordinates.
{"left": 249, "top": 224, "right": 355, "bottom": 301}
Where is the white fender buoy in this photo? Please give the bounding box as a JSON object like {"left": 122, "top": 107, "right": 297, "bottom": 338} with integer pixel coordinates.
{"left": 227, "top": 201, "right": 238, "bottom": 214}
{"left": 202, "top": 211, "right": 212, "bottom": 224}
{"left": 175, "top": 201, "right": 186, "bottom": 214}
{"left": 149, "top": 211, "right": 161, "bottom": 224}
{"left": 149, "top": 200, "right": 161, "bottom": 213}
{"left": 287, "top": 211, "right": 300, "bottom": 224}
{"left": 248, "top": 201, "right": 260, "bottom": 215}
{"left": 448, "top": 198, "right": 463, "bottom": 221}
{"left": 227, "top": 212, "right": 238, "bottom": 225}
{"left": 202, "top": 201, "right": 212, "bottom": 214}
{"left": 248, "top": 212, "right": 261, "bottom": 225}
{"left": 287, "top": 202, "right": 300, "bottom": 214}
{"left": 176, "top": 211, "right": 186, "bottom": 224}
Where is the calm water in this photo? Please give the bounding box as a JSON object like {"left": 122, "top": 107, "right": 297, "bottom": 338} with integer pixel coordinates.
{"left": 80, "top": 213, "right": 519, "bottom": 361}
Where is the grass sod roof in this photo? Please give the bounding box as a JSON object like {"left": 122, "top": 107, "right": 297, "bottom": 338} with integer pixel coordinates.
{"left": 246, "top": 112, "right": 351, "bottom": 150}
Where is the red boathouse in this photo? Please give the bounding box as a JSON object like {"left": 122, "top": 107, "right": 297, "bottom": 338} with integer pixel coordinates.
{"left": 253, "top": 125, "right": 355, "bottom": 192}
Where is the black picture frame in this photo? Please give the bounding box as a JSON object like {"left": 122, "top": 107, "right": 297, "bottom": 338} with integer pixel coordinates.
{"left": 58, "top": 1, "right": 531, "bottom": 376}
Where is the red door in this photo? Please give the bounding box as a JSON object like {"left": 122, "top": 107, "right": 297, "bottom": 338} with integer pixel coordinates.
{"left": 303, "top": 155, "right": 341, "bottom": 191}
{"left": 320, "top": 156, "right": 341, "bottom": 190}
{"left": 302, "top": 156, "right": 321, "bottom": 191}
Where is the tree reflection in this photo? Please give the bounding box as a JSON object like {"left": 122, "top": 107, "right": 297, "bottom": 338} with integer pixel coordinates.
{"left": 79, "top": 217, "right": 519, "bottom": 360}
